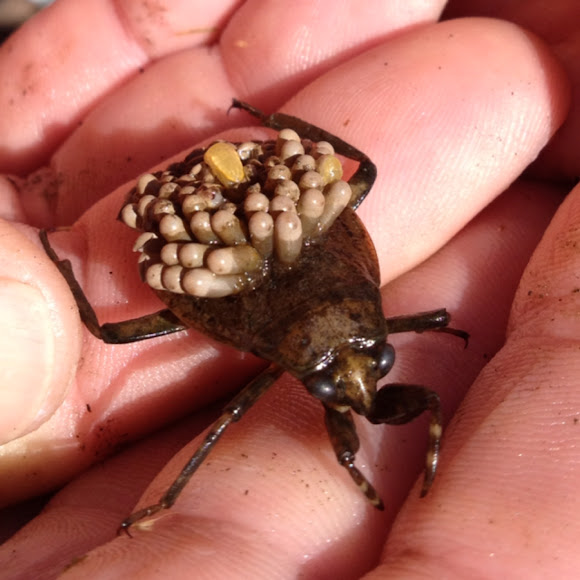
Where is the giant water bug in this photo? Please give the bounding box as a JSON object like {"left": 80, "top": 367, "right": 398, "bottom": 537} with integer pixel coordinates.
{"left": 40, "top": 100, "right": 467, "bottom": 532}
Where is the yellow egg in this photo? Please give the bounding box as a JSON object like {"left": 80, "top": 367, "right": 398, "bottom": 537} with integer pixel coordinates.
{"left": 203, "top": 142, "right": 245, "bottom": 187}
{"left": 316, "top": 154, "right": 343, "bottom": 185}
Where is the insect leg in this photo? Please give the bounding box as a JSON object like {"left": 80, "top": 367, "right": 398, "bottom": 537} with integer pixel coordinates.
{"left": 40, "top": 230, "right": 187, "bottom": 343}
{"left": 230, "top": 99, "right": 377, "bottom": 210}
{"left": 385, "top": 308, "right": 469, "bottom": 346}
{"left": 120, "top": 363, "right": 284, "bottom": 533}
{"left": 367, "top": 384, "right": 442, "bottom": 497}
{"left": 324, "top": 405, "right": 384, "bottom": 510}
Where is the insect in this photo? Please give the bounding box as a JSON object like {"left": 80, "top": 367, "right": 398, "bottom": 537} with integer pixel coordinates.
{"left": 40, "top": 100, "right": 467, "bottom": 531}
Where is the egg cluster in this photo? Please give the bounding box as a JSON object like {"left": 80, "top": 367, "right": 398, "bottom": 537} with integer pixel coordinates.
{"left": 119, "top": 128, "right": 353, "bottom": 297}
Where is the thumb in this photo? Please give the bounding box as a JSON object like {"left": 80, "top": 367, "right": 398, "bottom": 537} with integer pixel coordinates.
{"left": 0, "top": 220, "right": 80, "bottom": 444}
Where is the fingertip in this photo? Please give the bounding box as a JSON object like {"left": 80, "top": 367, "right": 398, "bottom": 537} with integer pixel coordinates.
{"left": 0, "top": 222, "right": 81, "bottom": 444}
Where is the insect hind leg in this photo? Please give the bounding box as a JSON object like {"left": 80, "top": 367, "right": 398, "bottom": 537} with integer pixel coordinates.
{"left": 120, "top": 363, "right": 284, "bottom": 533}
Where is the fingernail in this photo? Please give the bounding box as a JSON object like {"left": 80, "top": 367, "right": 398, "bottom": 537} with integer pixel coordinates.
{"left": 0, "top": 279, "right": 55, "bottom": 443}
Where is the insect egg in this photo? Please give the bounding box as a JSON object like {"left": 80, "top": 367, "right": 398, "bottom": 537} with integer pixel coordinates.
{"left": 279, "top": 139, "right": 304, "bottom": 161}
{"left": 210, "top": 210, "right": 247, "bottom": 245}
{"left": 119, "top": 126, "right": 355, "bottom": 298}
{"left": 248, "top": 212, "right": 274, "bottom": 258}
{"left": 203, "top": 142, "right": 246, "bottom": 187}
{"left": 316, "top": 154, "right": 343, "bottom": 185}
{"left": 274, "top": 211, "right": 302, "bottom": 264}
{"left": 318, "top": 180, "right": 352, "bottom": 233}
{"left": 177, "top": 243, "right": 209, "bottom": 269}
{"left": 136, "top": 173, "right": 157, "bottom": 195}
{"left": 206, "top": 245, "right": 262, "bottom": 276}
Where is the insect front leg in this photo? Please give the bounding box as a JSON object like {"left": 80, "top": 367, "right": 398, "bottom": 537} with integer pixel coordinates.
{"left": 40, "top": 230, "right": 186, "bottom": 343}
{"left": 230, "top": 99, "right": 377, "bottom": 210}
{"left": 367, "top": 384, "right": 442, "bottom": 497}
{"left": 324, "top": 405, "right": 384, "bottom": 510}
{"left": 120, "top": 363, "right": 284, "bottom": 533}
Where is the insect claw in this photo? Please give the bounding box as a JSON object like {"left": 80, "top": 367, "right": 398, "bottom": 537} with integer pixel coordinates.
{"left": 228, "top": 99, "right": 267, "bottom": 122}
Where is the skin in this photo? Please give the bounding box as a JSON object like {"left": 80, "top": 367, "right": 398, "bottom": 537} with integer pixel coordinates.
{"left": 0, "top": 0, "right": 578, "bottom": 577}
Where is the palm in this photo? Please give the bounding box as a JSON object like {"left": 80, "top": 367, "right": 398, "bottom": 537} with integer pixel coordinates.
{"left": 0, "top": 1, "right": 578, "bottom": 578}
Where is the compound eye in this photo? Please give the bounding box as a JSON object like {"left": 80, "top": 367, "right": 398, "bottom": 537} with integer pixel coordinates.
{"left": 303, "top": 373, "right": 336, "bottom": 403}
{"left": 374, "top": 342, "right": 395, "bottom": 378}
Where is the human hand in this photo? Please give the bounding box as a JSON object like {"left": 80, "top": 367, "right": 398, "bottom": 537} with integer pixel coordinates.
{"left": 0, "top": 1, "right": 576, "bottom": 578}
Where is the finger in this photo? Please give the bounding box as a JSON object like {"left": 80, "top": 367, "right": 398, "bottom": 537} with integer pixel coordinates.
{"left": 0, "top": 412, "right": 212, "bottom": 578}
{"left": 0, "top": 220, "right": 81, "bottom": 445}
{"left": 443, "top": 1, "right": 580, "bottom": 179}
{"left": 221, "top": 0, "right": 447, "bottom": 107}
{"left": 0, "top": 0, "right": 238, "bottom": 174}
{"left": 377, "top": 186, "right": 580, "bottom": 576}
{"left": 374, "top": 180, "right": 564, "bottom": 515}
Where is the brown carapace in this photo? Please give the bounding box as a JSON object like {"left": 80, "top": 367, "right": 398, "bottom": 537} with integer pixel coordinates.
{"left": 40, "top": 100, "right": 467, "bottom": 532}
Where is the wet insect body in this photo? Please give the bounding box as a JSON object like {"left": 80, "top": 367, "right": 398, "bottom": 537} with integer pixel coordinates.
{"left": 40, "top": 100, "right": 467, "bottom": 531}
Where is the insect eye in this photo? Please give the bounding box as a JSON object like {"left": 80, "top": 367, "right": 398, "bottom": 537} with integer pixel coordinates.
{"left": 303, "top": 373, "right": 336, "bottom": 403}
{"left": 373, "top": 342, "right": 395, "bottom": 377}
